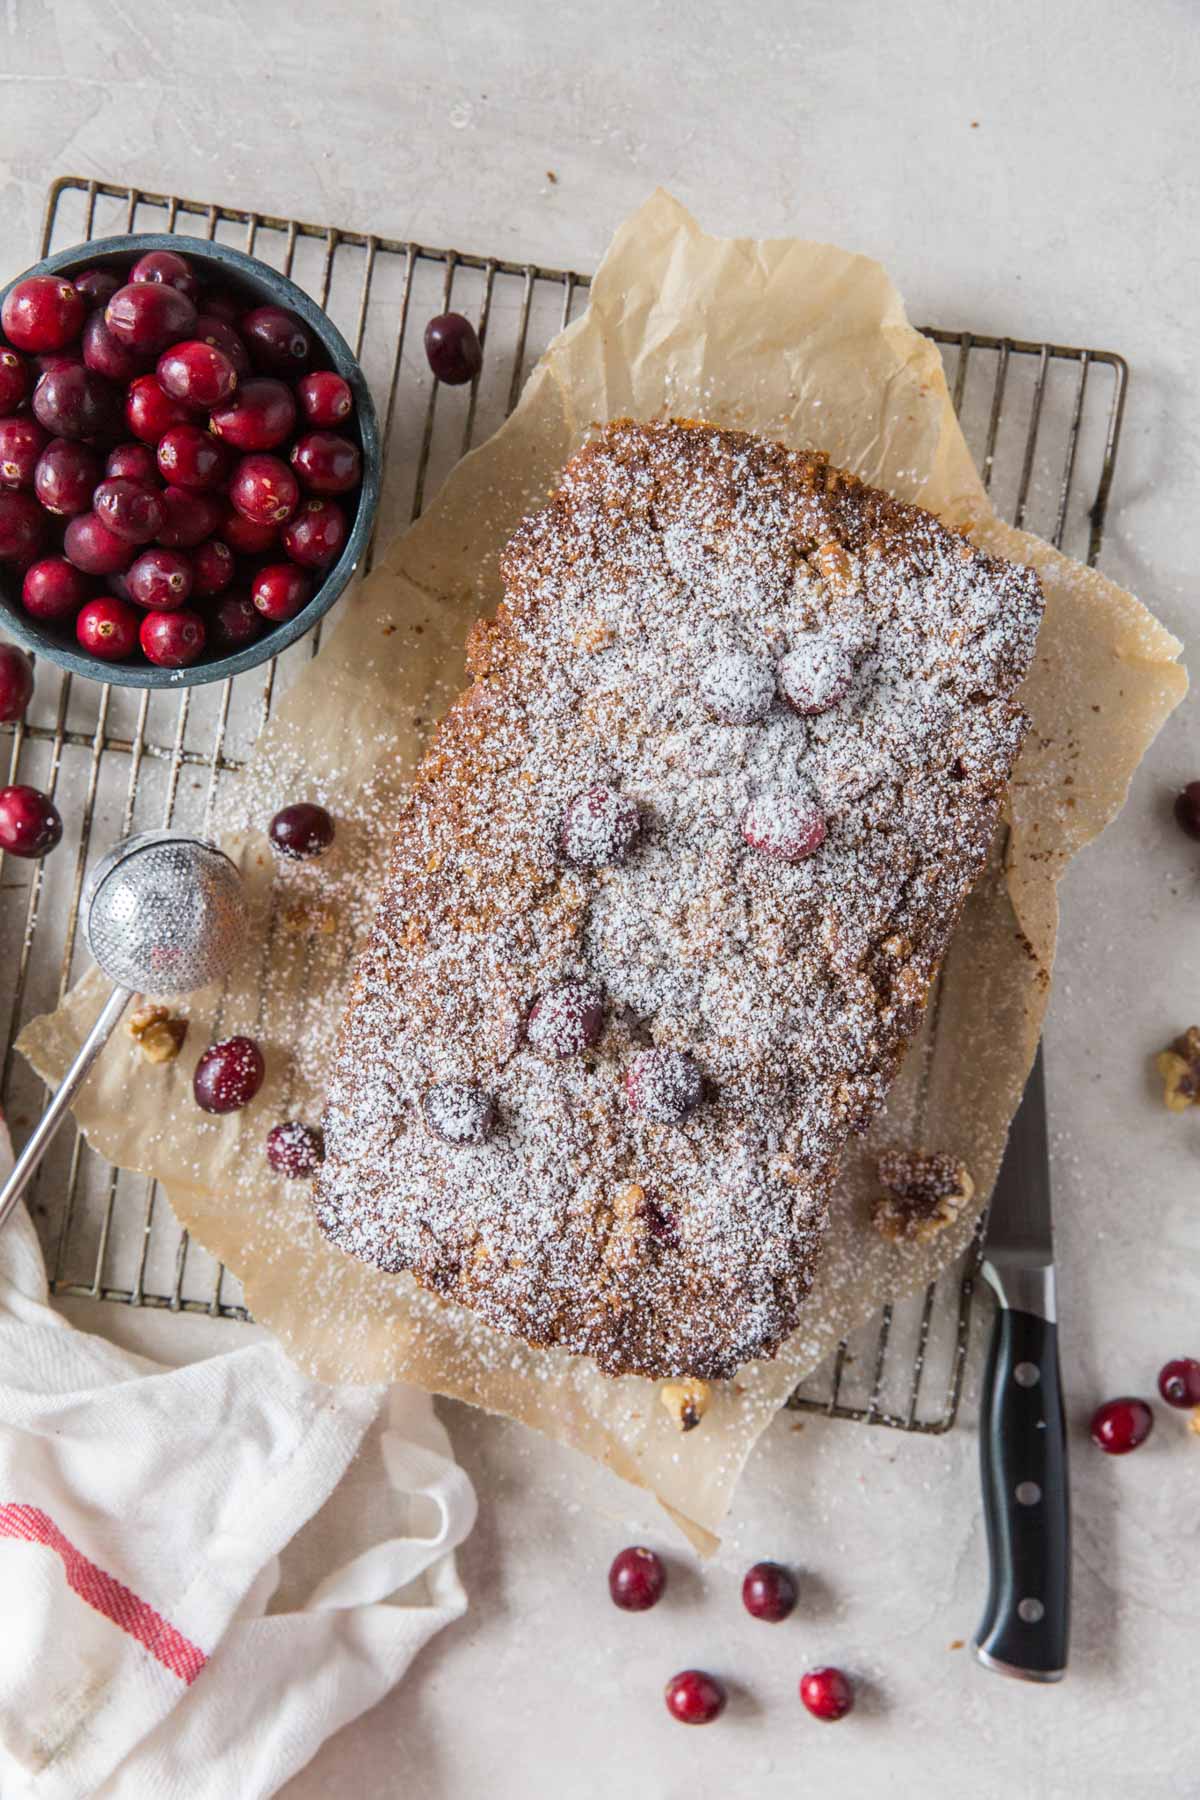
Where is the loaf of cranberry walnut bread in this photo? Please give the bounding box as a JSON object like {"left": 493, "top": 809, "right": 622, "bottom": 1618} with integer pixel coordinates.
{"left": 314, "top": 420, "right": 1043, "bottom": 1380}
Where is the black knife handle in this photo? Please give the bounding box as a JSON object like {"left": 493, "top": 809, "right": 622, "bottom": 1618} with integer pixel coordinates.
{"left": 974, "top": 1303, "right": 1070, "bottom": 1681}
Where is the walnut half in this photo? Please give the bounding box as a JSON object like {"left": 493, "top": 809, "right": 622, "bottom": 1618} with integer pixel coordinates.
{"left": 1155, "top": 1027, "right": 1200, "bottom": 1112}
{"left": 659, "top": 1377, "right": 711, "bottom": 1432}
{"left": 872, "top": 1151, "right": 975, "bottom": 1245}
{"left": 127, "top": 1003, "right": 188, "bottom": 1065}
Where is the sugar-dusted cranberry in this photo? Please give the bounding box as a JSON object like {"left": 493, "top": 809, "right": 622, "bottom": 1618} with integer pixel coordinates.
{"left": 192, "top": 315, "right": 251, "bottom": 378}
{"left": 64, "top": 513, "right": 133, "bottom": 577}
{"left": 0, "top": 416, "right": 49, "bottom": 489}
{"left": 106, "top": 283, "right": 197, "bottom": 356}
{"left": 156, "top": 425, "right": 227, "bottom": 492}
{"left": 128, "top": 546, "right": 192, "bottom": 610}
{"left": 130, "top": 248, "right": 199, "bottom": 302}
{"left": 0, "top": 348, "right": 29, "bottom": 413}
{"left": 664, "top": 1670, "right": 725, "bottom": 1726}
{"left": 0, "top": 491, "right": 46, "bottom": 561}
{"left": 76, "top": 595, "right": 139, "bottom": 661}
{"left": 266, "top": 1120, "right": 324, "bottom": 1178}
{"left": 742, "top": 1561, "right": 797, "bottom": 1623}
{"left": 157, "top": 340, "right": 239, "bottom": 410}
{"left": 268, "top": 800, "right": 335, "bottom": 858}
{"left": 290, "top": 430, "right": 361, "bottom": 495}
{"left": 191, "top": 538, "right": 234, "bottom": 598}
{"left": 0, "top": 642, "right": 34, "bottom": 723}
{"left": 422, "top": 1081, "right": 496, "bottom": 1145}
{"left": 208, "top": 591, "right": 261, "bottom": 651}
{"left": 34, "top": 437, "right": 101, "bottom": 516}
{"left": 209, "top": 377, "right": 296, "bottom": 452}
{"left": 139, "top": 606, "right": 206, "bottom": 668}
{"left": 125, "top": 373, "right": 190, "bottom": 444}
{"left": 218, "top": 500, "right": 278, "bottom": 556}
{"left": 0, "top": 784, "right": 62, "bottom": 858}
{"left": 230, "top": 453, "right": 299, "bottom": 525}
{"left": 94, "top": 478, "right": 165, "bottom": 545}
{"left": 193, "top": 1034, "right": 264, "bottom": 1113}
{"left": 251, "top": 562, "right": 310, "bottom": 623}
{"left": 241, "top": 304, "right": 312, "bottom": 377}
{"left": 22, "top": 556, "right": 90, "bottom": 620}
{"left": 527, "top": 981, "right": 604, "bottom": 1057}
{"left": 157, "top": 486, "right": 223, "bottom": 550}
{"left": 560, "top": 784, "right": 640, "bottom": 867}
{"left": 1090, "top": 1396, "right": 1154, "bottom": 1454}
{"left": 33, "top": 365, "right": 123, "bottom": 443}
{"left": 625, "top": 1048, "right": 703, "bottom": 1123}
{"left": 699, "top": 648, "right": 776, "bottom": 725}
{"left": 281, "top": 497, "right": 347, "bottom": 568}
{"left": 200, "top": 288, "right": 240, "bottom": 324}
{"left": 2, "top": 275, "right": 85, "bottom": 353}
{"left": 424, "top": 312, "right": 482, "bottom": 386}
{"left": 1174, "top": 782, "right": 1200, "bottom": 842}
{"left": 799, "top": 1666, "right": 854, "bottom": 1721}
{"left": 1158, "top": 1358, "right": 1200, "bottom": 1408}
{"left": 81, "top": 310, "right": 148, "bottom": 383}
{"left": 297, "top": 370, "right": 353, "bottom": 427}
{"left": 779, "top": 636, "right": 855, "bottom": 717}
{"left": 742, "top": 790, "right": 827, "bottom": 862}
{"left": 73, "top": 267, "right": 121, "bottom": 309}
{"left": 106, "top": 441, "right": 160, "bottom": 485}
{"left": 608, "top": 1546, "right": 666, "bottom": 1612}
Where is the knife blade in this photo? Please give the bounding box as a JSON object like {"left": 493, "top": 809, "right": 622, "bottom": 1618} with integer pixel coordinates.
{"left": 972, "top": 1045, "right": 1071, "bottom": 1683}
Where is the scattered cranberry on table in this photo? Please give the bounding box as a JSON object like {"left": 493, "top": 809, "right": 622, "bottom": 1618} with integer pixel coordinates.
{"left": 608, "top": 1545, "right": 666, "bottom": 1612}
{"left": 1157, "top": 1358, "right": 1200, "bottom": 1408}
{"left": 741, "top": 1561, "right": 798, "bottom": 1623}
{"left": 1174, "top": 782, "right": 1200, "bottom": 842}
{"left": 76, "top": 595, "right": 139, "bottom": 660}
{"left": 193, "top": 1035, "right": 264, "bottom": 1113}
{"left": 268, "top": 800, "right": 335, "bottom": 858}
{"left": 424, "top": 311, "right": 482, "bottom": 386}
{"left": 799, "top": 1666, "right": 854, "bottom": 1722}
{"left": 266, "top": 1120, "right": 324, "bottom": 1179}
{"left": 663, "top": 1669, "right": 726, "bottom": 1726}
{"left": 0, "top": 783, "right": 62, "bottom": 858}
{"left": 0, "top": 641, "right": 34, "bottom": 722}
{"left": 1090, "top": 1396, "right": 1154, "bottom": 1454}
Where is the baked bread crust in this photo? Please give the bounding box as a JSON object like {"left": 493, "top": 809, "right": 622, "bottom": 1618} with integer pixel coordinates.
{"left": 314, "top": 421, "right": 1043, "bottom": 1379}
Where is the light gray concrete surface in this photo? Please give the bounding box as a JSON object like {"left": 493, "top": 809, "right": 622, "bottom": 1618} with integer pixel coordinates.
{"left": 3, "top": 1, "right": 1198, "bottom": 1794}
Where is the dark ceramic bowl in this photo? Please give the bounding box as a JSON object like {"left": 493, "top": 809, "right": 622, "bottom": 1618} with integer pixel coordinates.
{"left": 0, "top": 234, "right": 381, "bottom": 688}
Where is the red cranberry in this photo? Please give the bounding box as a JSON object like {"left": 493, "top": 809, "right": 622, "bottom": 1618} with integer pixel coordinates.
{"left": 1157, "top": 1359, "right": 1200, "bottom": 1408}
{"left": 421, "top": 1082, "right": 496, "bottom": 1145}
{"left": 157, "top": 486, "right": 223, "bottom": 549}
{"left": 64, "top": 513, "right": 133, "bottom": 577}
{"left": 229, "top": 453, "right": 299, "bottom": 525}
{"left": 297, "top": 370, "right": 353, "bottom": 427}
{"left": 1090, "top": 1397, "right": 1154, "bottom": 1454}
{"left": 0, "top": 348, "right": 29, "bottom": 413}
{"left": 742, "top": 791, "right": 827, "bottom": 862}
{"left": 76, "top": 595, "right": 139, "bottom": 661}
{"left": 268, "top": 800, "right": 335, "bottom": 858}
{"left": 779, "top": 637, "right": 854, "bottom": 716}
{"left": 125, "top": 373, "right": 190, "bottom": 444}
{"left": 218, "top": 501, "right": 278, "bottom": 556}
{"left": 799, "top": 1667, "right": 854, "bottom": 1722}
{"left": 1174, "top": 782, "right": 1200, "bottom": 841}
{"left": 192, "top": 315, "right": 251, "bottom": 378}
{"left": 699, "top": 648, "right": 777, "bottom": 724}
{"left": 105, "top": 283, "right": 197, "bottom": 356}
{"left": 130, "top": 249, "right": 199, "bottom": 302}
{"left": 290, "top": 430, "right": 361, "bottom": 495}
{"left": 424, "top": 312, "right": 482, "bottom": 386}
{"left": 241, "top": 304, "right": 312, "bottom": 377}
{"left": 625, "top": 1048, "right": 704, "bottom": 1123}
{"left": 281, "top": 498, "right": 347, "bottom": 568}
{"left": 209, "top": 377, "right": 296, "bottom": 451}
{"left": 73, "top": 267, "right": 121, "bottom": 309}
{"left": 251, "top": 562, "right": 310, "bottom": 623}
{"left": 742, "top": 1561, "right": 798, "bottom": 1623}
{"left": 34, "top": 352, "right": 83, "bottom": 379}
{"left": 139, "top": 607, "right": 206, "bottom": 668}
{"left": 193, "top": 1035, "right": 264, "bottom": 1113}
{"left": 608, "top": 1546, "right": 666, "bottom": 1612}
{"left": 81, "top": 310, "right": 148, "bottom": 383}
{"left": 560, "top": 785, "right": 640, "bottom": 867}
{"left": 22, "top": 556, "right": 90, "bottom": 621}
{"left": 191, "top": 538, "right": 234, "bottom": 598}
{"left": 0, "top": 643, "right": 34, "bottom": 723}
{"left": 266, "top": 1120, "right": 324, "bottom": 1178}
{"left": 0, "top": 784, "right": 63, "bottom": 858}
{"left": 128, "top": 546, "right": 192, "bottom": 610}
{"left": 157, "top": 340, "right": 239, "bottom": 410}
{"left": 33, "top": 365, "right": 123, "bottom": 443}
{"left": 94, "top": 478, "right": 166, "bottom": 545}
{"left": 0, "top": 416, "right": 49, "bottom": 489}
{"left": 0, "top": 492, "right": 46, "bottom": 561}
{"left": 209, "top": 592, "right": 261, "bottom": 651}
{"left": 200, "top": 288, "right": 240, "bottom": 324}
{"left": 34, "top": 438, "right": 101, "bottom": 516}
{"left": 106, "top": 441, "right": 160, "bottom": 485}
{"left": 2, "top": 276, "right": 86, "bottom": 353}
{"left": 664, "top": 1670, "right": 725, "bottom": 1726}
{"left": 157, "top": 425, "right": 227, "bottom": 492}
{"left": 527, "top": 981, "right": 604, "bottom": 1057}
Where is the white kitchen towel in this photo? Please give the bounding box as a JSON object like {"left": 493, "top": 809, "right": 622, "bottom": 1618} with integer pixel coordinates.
{"left": 0, "top": 1121, "right": 476, "bottom": 1799}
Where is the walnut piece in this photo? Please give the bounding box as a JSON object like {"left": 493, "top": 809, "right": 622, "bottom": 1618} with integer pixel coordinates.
{"left": 127, "top": 1003, "right": 188, "bottom": 1065}
{"left": 659, "top": 1377, "right": 710, "bottom": 1432}
{"left": 1155, "top": 1027, "right": 1200, "bottom": 1112}
{"left": 872, "top": 1151, "right": 975, "bottom": 1245}
{"left": 282, "top": 898, "right": 337, "bottom": 938}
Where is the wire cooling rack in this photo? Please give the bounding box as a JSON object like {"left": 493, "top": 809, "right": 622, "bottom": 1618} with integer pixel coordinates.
{"left": 0, "top": 176, "right": 1128, "bottom": 1432}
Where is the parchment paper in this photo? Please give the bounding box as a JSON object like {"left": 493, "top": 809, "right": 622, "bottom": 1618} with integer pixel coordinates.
{"left": 20, "top": 192, "right": 1185, "bottom": 1549}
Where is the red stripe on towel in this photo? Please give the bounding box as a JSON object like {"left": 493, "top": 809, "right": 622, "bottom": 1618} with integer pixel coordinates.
{"left": 0, "top": 1502, "right": 207, "bottom": 1684}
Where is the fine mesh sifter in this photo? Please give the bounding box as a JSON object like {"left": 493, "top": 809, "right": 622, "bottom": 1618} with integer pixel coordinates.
{"left": 0, "top": 830, "right": 247, "bottom": 1235}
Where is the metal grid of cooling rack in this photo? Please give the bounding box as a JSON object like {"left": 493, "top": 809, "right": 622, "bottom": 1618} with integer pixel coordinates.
{"left": 0, "top": 175, "right": 1128, "bottom": 1432}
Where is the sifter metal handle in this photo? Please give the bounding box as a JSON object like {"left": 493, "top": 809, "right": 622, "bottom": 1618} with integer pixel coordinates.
{"left": 0, "top": 985, "right": 133, "bottom": 1237}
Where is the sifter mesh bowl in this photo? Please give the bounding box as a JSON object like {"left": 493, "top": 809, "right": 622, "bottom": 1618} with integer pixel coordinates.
{"left": 83, "top": 832, "right": 248, "bottom": 996}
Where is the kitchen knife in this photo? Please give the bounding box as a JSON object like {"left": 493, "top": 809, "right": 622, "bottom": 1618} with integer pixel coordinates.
{"left": 973, "top": 1045, "right": 1070, "bottom": 1682}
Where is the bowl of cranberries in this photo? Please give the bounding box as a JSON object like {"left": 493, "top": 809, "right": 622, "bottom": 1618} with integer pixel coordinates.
{"left": 0, "top": 235, "right": 380, "bottom": 686}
